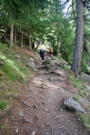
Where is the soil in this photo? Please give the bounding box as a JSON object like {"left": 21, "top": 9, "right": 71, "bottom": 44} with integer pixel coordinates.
{"left": 4, "top": 66, "right": 90, "bottom": 135}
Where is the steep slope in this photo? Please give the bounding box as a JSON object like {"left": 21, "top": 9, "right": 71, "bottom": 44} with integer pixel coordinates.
{"left": 0, "top": 44, "right": 37, "bottom": 132}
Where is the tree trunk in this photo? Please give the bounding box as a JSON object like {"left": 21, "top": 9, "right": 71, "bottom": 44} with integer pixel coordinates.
{"left": 21, "top": 33, "right": 24, "bottom": 47}
{"left": 10, "top": 23, "right": 14, "bottom": 48}
{"left": 72, "top": 0, "right": 84, "bottom": 76}
{"left": 29, "top": 37, "right": 32, "bottom": 50}
{"left": 14, "top": 27, "right": 16, "bottom": 45}
{"left": 32, "top": 42, "right": 35, "bottom": 50}
{"left": 57, "top": 36, "right": 60, "bottom": 56}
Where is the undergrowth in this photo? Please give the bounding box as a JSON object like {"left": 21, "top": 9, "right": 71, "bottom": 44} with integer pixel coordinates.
{"left": 0, "top": 101, "right": 8, "bottom": 111}
{"left": 0, "top": 43, "right": 33, "bottom": 129}
{"left": 69, "top": 75, "right": 89, "bottom": 97}
{"left": 77, "top": 113, "right": 90, "bottom": 131}
{"left": 68, "top": 72, "right": 90, "bottom": 131}
{"left": 0, "top": 43, "right": 31, "bottom": 81}
{"left": 0, "top": 43, "right": 38, "bottom": 135}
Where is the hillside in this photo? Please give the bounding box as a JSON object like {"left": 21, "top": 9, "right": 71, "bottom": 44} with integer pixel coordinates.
{"left": 0, "top": 44, "right": 38, "bottom": 132}
{"left": 0, "top": 44, "right": 90, "bottom": 135}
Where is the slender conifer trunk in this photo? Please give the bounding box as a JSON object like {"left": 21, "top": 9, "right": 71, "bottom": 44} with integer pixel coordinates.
{"left": 10, "top": 23, "right": 14, "bottom": 48}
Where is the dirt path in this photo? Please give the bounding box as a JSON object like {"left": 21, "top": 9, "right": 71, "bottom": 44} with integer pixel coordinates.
{"left": 7, "top": 67, "right": 90, "bottom": 135}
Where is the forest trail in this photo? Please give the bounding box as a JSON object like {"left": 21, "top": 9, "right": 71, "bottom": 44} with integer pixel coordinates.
{"left": 7, "top": 65, "right": 90, "bottom": 135}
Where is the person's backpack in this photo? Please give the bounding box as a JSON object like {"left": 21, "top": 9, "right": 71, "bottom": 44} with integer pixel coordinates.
{"left": 50, "top": 48, "right": 53, "bottom": 53}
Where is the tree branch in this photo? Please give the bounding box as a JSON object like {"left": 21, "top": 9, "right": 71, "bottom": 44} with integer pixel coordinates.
{"left": 84, "top": 0, "right": 90, "bottom": 10}
{"left": 61, "top": 0, "right": 70, "bottom": 7}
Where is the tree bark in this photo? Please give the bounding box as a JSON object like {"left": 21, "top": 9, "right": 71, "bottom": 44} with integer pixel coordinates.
{"left": 57, "top": 36, "right": 60, "bottom": 56}
{"left": 14, "top": 26, "right": 17, "bottom": 45}
{"left": 10, "top": 23, "right": 14, "bottom": 48}
{"left": 72, "top": 0, "right": 84, "bottom": 76}
{"left": 29, "top": 36, "right": 32, "bottom": 50}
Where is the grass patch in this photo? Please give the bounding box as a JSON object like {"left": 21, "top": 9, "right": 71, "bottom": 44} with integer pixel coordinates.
{"left": 0, "top": 84, "right": 18, "bottom": 100}
{"left": 68, "top": 75, "right": 89, "bottom": 97}
{"left": 70, "top": 74, "right": 90, "bottom": 131}
{"left": 63, "top": 65, "right": 71, "bottom": 71}
{"left": 0, "top": 125, "right": 8, "bottom": 135}
{"left": 0, "top": 101, "right": 8, "bottom": 111}
{"left": 73, "top": 94, "right": 82, "bottom": 101}
{"left": 0, "top": 69, "right": 4, "bottom": 76}
{"left": 0, "top": 43, "right": 33, "bottom": 112}
{"left": 0, "top": 43, "right": 32, "bottom": 81}
{"left": 1, "top": 61, "right": 24, "bottom": 81}
{"left": 77, "top": 113, "right": 90, "bottom": 131}
{"left": 0, "top": 43, "right": 35, "bottom": 132}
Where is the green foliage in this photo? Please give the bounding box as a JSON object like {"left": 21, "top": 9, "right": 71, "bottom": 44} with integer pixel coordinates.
{"left": 69, "top": 75, "right": 88, "bottom": 97}
{"left": 0, "top": 70, "right": 4, "bottom": 76}
{"left": 82, "top": 64, "right": 89, "bottom": 74}
{"left": 73, "top": 94, "right": 82, "bottom": 101}
{"left": 63, "top": 65, "right": 71, "bottom": 71}
{"left": 0, "top": 125, "right": 6, "bottom": 129}
{"left": 42, "top": 0, "right": 74, "bottom": 60}
{"left": 77, "top": 113, "right": 90, "bottom": 131}
{"left": 60, "top": 21, "right": 74, "bottom": 63}
{"left": 1, "top": 62, "right": 23, "bottom": 81}
{"left": 0, "top": 0, "right": 74, "bottom": 63}
{"left": 0, "top": 101, "right": 7, "bottom": 110}
{"left": 0, "top": 43, "right": 30, "bottom": 81}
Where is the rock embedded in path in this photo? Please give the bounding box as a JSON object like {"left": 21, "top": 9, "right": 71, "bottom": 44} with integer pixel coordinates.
{"left": 41, "top": 84, "right": 47, "bottom": 89}
{"left": 31, "top": 131, "right": 36, "bottom": 135}
{"left": 26, "top": 58, "right": 37, "bottom": 71}
{"left": 18, "top": 111, "right": 24, "bottom": 117}
{"left": 48, "top": 78, "right": 54, "bottom": 82}
{"left": 33, "top": 104, "right": 38, "bottom": 109}
{"left": 15, "top": 54, "right": 21, "bottom": 59}
{"left": 44, "top": 59, "right": 61, "bottom": 69}
{"left": 22, "top": 101, "right": 31, "bottom": 107}
{"left": 50, "top": 69, "right": 64, "bottom": 76}
{"left": 64, "top": 97, "right": 85, "bottom": 113}
{"left": 15, "top": 128, "right": 19, "bottom": 133}
{"left": 23, "top": 117, "right": 32, "bottom": 123}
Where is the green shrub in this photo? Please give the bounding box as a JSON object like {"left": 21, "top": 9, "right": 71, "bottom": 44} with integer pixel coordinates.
{"left": 82, "top": 64, "right": 89, "bottom": 74}
{"left": 0, "top": 43, "right": 32, "bottom": 81}
{"left": 0, "top": 101, "right": 7, "bottom": 110}
{"left": 69, "top": 75, "right": 88, "bottom": 97}
{"left": 1, "top": 62, "right": 23, "bottom": 81}
{"left": 77, "top": 113, "right": 90, "bottom": 131}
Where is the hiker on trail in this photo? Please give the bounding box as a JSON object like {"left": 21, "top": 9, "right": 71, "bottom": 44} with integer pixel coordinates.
{"left": 39, "top": 49, "right": 45, "bottom": 61}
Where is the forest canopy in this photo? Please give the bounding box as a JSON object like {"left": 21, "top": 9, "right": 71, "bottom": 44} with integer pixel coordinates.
{"left": 0, "top": 0, "right": 90, "bottom": 75}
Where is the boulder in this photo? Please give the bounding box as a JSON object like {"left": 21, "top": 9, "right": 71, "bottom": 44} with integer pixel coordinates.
{"left": 44, "top": 59, "right": 62, "bottom": 70}
{"left": 0, "top": 58, "right": 4, "bottom": 66}
{"left": 81, "top": 72, "right": 90, "bottom": 82}
{"left": 64, "top": 97, "right": 85, "bottom": 113}
{"left": 87, "top": 67, "right": 90, "bottom": 73}
{"left": 26, "top": 58, "right": 37, "bottom": 71}
{"left": 86, "top": 85, "right": 90, "bottom": 91}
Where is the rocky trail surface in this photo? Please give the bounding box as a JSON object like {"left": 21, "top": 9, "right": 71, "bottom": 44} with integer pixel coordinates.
{"left": 5, "top": 62, "right": 90, "bottom": 135}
